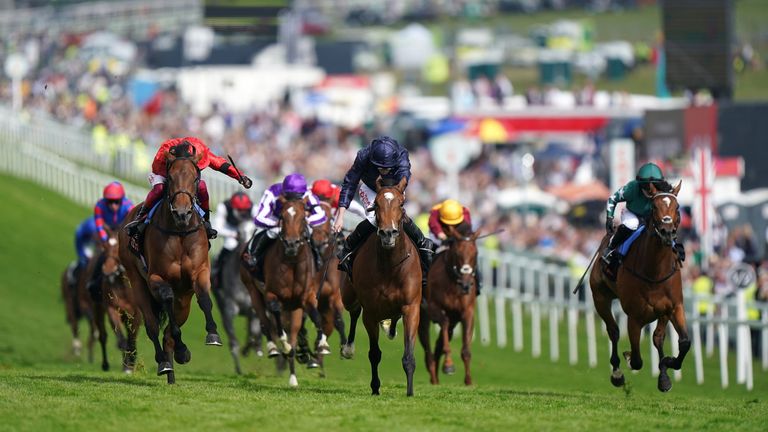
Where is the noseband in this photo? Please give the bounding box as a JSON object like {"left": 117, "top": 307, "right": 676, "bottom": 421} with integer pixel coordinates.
{"left": 103, "top": 255, "right": 126, "bottom": 282}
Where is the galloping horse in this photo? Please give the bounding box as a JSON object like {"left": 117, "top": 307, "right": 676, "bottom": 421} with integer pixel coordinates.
{"left": 341, "top": 177, "right": 422, "bottom": 396}
{"left": 212, "top": 224, "right": 264, "bottom": 375}
{"left": 99, "top": 227, "right": 142, "bottom": 373}
{"left": 419, "top": 225, "right": 479, "bottom": 386}
{"left": 587, "top": 181, "right": 689, "bottom": 392}
{"left": 118, "top": 143, "right": 222, "bottom": 384}
{"left": 310, "top": 201, "right": 348, "bottom": 351}
{"left": 247, "top": 196, "right": 329, "bottom": 387}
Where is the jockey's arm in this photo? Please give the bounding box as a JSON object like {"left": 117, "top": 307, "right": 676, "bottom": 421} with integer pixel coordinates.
{"left": 606, "top": 185, "right": 627, "bottom": 219}
{"left": 207, "top": 152, "right": 241, "bottom": 181}
{"left": 338, "top": 151, "right": 365, "bottom": 210}
{"left": 428, "top": 209, "right": 444, "bottom": 238}
{"left": 93, "top": 202, "right": 108, "bottom": 243}
{"left": 346, "top": 199, "right": 368, "bottom": 220}
{"left": 212, "top": 203, "right": 237, "bottom": 238}
{"left": 463, "top": 207, "right": 472, "bottom": 226}
{"left": 306, "top": 193, "right": 327, "bottom": 226}
{"left": 253, "top": 191, "right": 279, "bottom": 228}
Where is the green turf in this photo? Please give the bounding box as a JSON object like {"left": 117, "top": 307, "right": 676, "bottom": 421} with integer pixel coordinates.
{"left": 0, "top": 172, "right": 766, "bottom": 431}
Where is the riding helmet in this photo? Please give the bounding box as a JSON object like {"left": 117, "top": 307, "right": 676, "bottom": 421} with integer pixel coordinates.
{"left": 230, "top": 192, "right": 253, "bottom": 211}
{"left": 311, "top": 179, "right": 334, "bottom": 199}
{"left": 370, "top": 136, "right": 400, "bottom": 168}
{"left": 282, "top": 173, "right": 308, "bottom": 196}
{"left": 103, "top": 182, "right": 125, "bottom": 200}
{"left": 438, "top": 199, "right": 464, "bottom": 225}
{"left": 636, "top": 163, "right": 664, "bottom": 183}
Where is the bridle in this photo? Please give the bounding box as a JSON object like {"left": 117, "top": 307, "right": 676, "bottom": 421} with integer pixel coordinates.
{"left": 158, "top": 156, "right": 203, "bottom": 236}
{"left": 445, "top": 237, "right": 477, "bottom": 293}
{"left": 622, "top": 192, "right": 680, "bottom": 285}
{"left": 278, "top": 198, "right": 310, "bottom": 251}
{"left": 102, "top": 254, "right": 126, "bottom": 284}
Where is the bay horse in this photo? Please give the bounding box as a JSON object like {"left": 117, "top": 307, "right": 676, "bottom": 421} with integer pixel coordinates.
{"left": 244, "top": 196, "right": 330, "bottom": 387}
{"left": 212, "top": 224, "right": 264, "bottom": 375}
{"left": 341, "top": 177, "right": 422, "bottom": 396}
{"left": 118, "top": 143, "right": 222, "bottom": 384}
{"left": 99, "top": 227, "right": 142, "bottom": 373}
{"left": 310, "top": 201, "right": 348, "bottom": 353}
{"left": 586, "top": 181, "right": 689, "bottom": 392}
{"left": 60, "top": 261, "right": 94, "bottom": 360}
{"left": 418, "top": 225, "right": 479, "bottom": 386}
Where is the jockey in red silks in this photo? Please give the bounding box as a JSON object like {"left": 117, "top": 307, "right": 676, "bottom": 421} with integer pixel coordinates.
{"left": 311, "top": 179, "right": 367, "bottom": 220}
{"left": 125, "top": 137, "right": 252, "bottom": 239}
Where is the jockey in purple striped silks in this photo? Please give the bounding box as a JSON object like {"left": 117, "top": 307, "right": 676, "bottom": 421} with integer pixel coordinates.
{"left": 243, "top": 173, "right": 326, "bottom": 282}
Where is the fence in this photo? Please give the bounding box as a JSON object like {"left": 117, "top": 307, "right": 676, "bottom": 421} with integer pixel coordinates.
{"left": 474, "top": 248, "right": 768, "bottom": 390}
{"left": 0, "top": 110, "right": 262, "bottom": 207}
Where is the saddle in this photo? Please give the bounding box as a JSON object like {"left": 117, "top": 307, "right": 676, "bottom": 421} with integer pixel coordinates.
{"left": 602, "top": 226, "right": 646, "bottom": 281}
{"left": 127, "top": 199, "right": 209, "bottom": 260}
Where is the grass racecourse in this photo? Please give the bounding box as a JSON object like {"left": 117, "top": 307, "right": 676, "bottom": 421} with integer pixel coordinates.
{"left": 0, "top": 172, "right": 766, "bottom": 431}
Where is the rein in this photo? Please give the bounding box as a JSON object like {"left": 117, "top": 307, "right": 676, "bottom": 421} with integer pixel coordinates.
{"left": 155, "top": 156, "right": 203, "bottom": 237}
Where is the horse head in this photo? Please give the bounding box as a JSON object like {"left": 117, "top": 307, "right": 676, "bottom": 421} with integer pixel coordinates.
{"left": 446, "top": 225, "right": 480, "bottom": 294}
{"left": 370, "top": 176, "right": 407, "bottom": 250}
{"left": 277, "top": 195, "right": 309, "bottom": 257}
{"left": 101, "top": 228, "right": 125, "bottom": 285}
{"left": 310, "top": 201, "right": 333, "bottom": 253}
{"left": 164, "top": 142, "right": 202, "bottom": 229}
{"left": 648, "top": 180, "right": 682, "bottom": 247}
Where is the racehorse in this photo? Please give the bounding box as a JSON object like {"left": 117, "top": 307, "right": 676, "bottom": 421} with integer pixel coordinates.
{"left": 99, "top": 227, "right": 142, "bottom": 373}
{"left": 245, "top": 195, "right": 329, "bottom": 387}
{"left": 310, "top": 201, "right": 348, "bottom": 353}
{"left": 118, "top": 143, "right": 222, "bottom": 384}
{"left": 212, "top": 223, "right": 264, "bottom": 375}
{"left": 419, "top": 225, "right": 479, "bottom": 386}
{"left": 586, "top": 181, "right": 689, "bottom": 392}
{"left": 341, "top": 177, "right": 422, "bottom": 396}
{"left": 60, "top": 262, "right": 94, "bottom": 360}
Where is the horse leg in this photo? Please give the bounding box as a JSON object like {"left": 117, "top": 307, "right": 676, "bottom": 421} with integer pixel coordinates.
{"left": 152, "top": 279, "right": 190, "bottom": 365}
{"left": 363, "top": 313, "right": 382, "bottom": 395}
{"left": 417, "top": 305, "right": 437, "bottom": 384}
{"left": 668, "top": 304, "right": 691, "bottom": 370}
{"left": 244, "top": 310, "right": 263, "bottom": 357}
{"left": 121, "top": 310, "right": 138, "bottom": 373}
{"left": 94, "top": 303, "right": 109, "bottom": 371}
{"left": 402, "top": 303, "right": 419, "bottom": 397}
{"left": 287, "top": 308, "right": 303, "bottom": 387}
{"left": 304, "top": 290, "right": 330, "bottom": 356}
{"left": 333, "top": 295, "right": 347, "bottom": 346}
{"left": 220, "top": 301, "right": 243, "bottom": 374}
{"left": 461, "top": 310, "right": 475, "bottom": 386}
{"left": 624, "top": 318, "right": 644, "bottom": 371}
{"left": 107, "top": 305, "right": 127, "bottom": 351}
{"left": 163, "top": 325, "right": 176, "bottom": 384}
{"left": 342, "top": 304, "right": 361, "bottom": 359}
{"left": 653, "top": 317, "right": 672, "bottom": 392}
{"left": 194, "top": 275, "right": 222, "bottom": 346}
{"left": 592, "top": 287, "right": 623, "bottom": 386}
{"left": 441, "top": 318, "right": 456, "bottom": 375}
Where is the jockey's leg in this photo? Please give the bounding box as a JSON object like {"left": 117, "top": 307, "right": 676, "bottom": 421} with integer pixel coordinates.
{"left": 601, "top": 224, "right": 634, "bottom": 266}
{"left": 337, "top": 219, "right": 376, "bottom": 275}
{"left": 197, "top": 180, "right": 217, "bottom": 239}
{"left": 126, "top": 183, "right": 164, "bottom": 236}
{"left": 403, "top": 216, "right": 434, "bottom": 292}
{"left": 246, "top": 229, "right": 276, "bottom": 282}
{"left": 87, "top": 253, "right": 107, "bottom": 302}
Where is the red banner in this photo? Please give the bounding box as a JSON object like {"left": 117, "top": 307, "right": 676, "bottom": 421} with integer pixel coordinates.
{"left": 684, "top": 104, "right": 718, "bottom": 153}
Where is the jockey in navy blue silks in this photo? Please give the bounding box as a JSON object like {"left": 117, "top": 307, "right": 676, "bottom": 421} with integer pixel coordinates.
{"left": 333, "top": 136, "right": 434, "bottom": 291}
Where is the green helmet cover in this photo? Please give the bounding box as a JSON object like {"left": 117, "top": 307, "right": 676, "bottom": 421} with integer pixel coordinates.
{"left": 636, "top": 163, "right": 664, "bottom": 182}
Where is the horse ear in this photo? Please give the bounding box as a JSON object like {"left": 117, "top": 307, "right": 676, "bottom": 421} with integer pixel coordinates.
{"left": 375, "top": 176, "right": 383, "bottom": 191}
{"left": 277, "top": 195, "right": 286, "bottom": 206}
{"left": 192, "top": 149, "right": 203, "bottom": 164}
{"left": 672, "top": 180, "right": 682, "bottom": 196}
{"left": 395, "top": 176, "right": 407, "bottom": 193}
{"left": 648, "top": 182, "right": 658, "bottom": 195}
{"left": 164, "top": 149, "right": 174, "bottom": 161}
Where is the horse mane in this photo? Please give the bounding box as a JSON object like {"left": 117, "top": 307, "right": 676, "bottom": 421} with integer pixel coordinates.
{"left": 169, "top": 141, "right": 196, "bottom": 158}
{"left": 379, "top": 177, "right": 398, "bottom": 187}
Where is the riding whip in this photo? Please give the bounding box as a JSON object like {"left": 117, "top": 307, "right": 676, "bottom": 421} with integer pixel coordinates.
{"left": 227, "top": 154, "right": 244, "bottom": 183}
{"left": 573, "top": 248, "right": 600, "bottom": 295}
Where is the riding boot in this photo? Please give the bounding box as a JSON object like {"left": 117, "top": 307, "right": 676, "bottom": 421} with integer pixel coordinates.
{"left": 203, "top": 210, "right": 217, "bottom": 239}
{"left": 125, "top": 204, "right": 149, "bottom": 237}
{"left": 403, "top": 216, "right": 434, "bottom": 292}
{"left": 311, "top": 243, "right": 323, "bottom": 271}
{"left": 87, "top": 254, "right": 106, "bottom": 302}
{"left": 601, "top": 225, "right": 633, "bottom": 264}
{"left": 673, "top": 241, "right": 686, "bottom": 262}
{"left": 337, "top": 220, "right": 376, "bottom": 275}
{"left": 247, "top": 231, "right": 274, "bottom": 282}
{"left": 475, "top": 270, "right": 482, "bottom": 296}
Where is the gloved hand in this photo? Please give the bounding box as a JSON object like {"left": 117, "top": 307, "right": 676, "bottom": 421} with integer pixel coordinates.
{"left": 240, "top": 175, "right": 253, "bottom": 189}
{"left": 605, "top": 216, "right": 615, "bottom": 234}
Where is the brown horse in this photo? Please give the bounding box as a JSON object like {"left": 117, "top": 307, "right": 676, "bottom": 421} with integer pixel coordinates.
{"left": 90, "top": 229, "right": 128, "bottom": 372}
{"left": 61, "top": 261, "right": 94, "bottom": 360}
{"left": 99, "top": 227, "right": 142, "bottom": 373}
{"left": 419, "top": 225, "right": 479, "bottom": 386}
{"left": 341, "top": 177, "right": 422, "bottom": 396}
{"left": 587, "top": 181, "right": 689, "bottom": 392}
{"left": 118, "top": 144, "right": 222, "bottom": 384}
{"left": 310, "top": 201, "right": 348, "bottom": 351}
{"left": 247, "top": 196, "right": 330, "bottom": 387}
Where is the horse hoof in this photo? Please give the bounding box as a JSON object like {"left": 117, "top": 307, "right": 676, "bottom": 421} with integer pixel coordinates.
{"left": 288, "top": 374, "right": 298, "bottom": 387}
{"left": 610, "top": 372, "right": 625, "bottom": 387}
{"left": 341, "top": 343, "right": 355, "bottom": 359}
{"left": 266, "top": 342, "right": 280, "bottom": 358}
{"left": 167, "top": 371, "right": 175, "bottom": 385}
{"left": 255, "top": 349, "right": 264, "bottom": 357}
{"left": 280, "top": 342, "right": 292, "bottom": 355}
{"left": 307, "top": 358, "right": 320, "bottom": 369}
{"left": 101, "top": 363, "right": 109, "bottom": 372}
{"left": 658, "top": 373, "right": 672, "bottom": 392}
{"left": 157, "top": 362, "right": 173, "bottom": 376}
{"left": 317, "top": 337, "right": 331, "bottom": 355}
{"left": 205, "top": 333, "right": 223, "bottom": 346}
{"left": 379, "top": 319, "right": 393, "bottom": 336}
{"left": 123, "top": 367, "right": 133, "bottom": 375}
{"left": 442, "top": 364, "right": 456, "bottom": 375}
{"left": 175, "top": 348, "right": 191, "bottom": 364}
{"left": 297, "top": 352, "right": 309, "bottom": 364}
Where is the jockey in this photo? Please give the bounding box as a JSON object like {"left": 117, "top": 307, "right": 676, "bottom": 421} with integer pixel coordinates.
{"left": 333, "top": 136, "right": 434, "bottom": 290}
{"left": 428, "top": 199, "right": 482, "bottom": 293}
{"left": 212, "top": 192, "right": 256, "bottom": 286}
{"left": 428, "top": 199, "right": 472, "bottom": 246}
{"left": 602, "top": 162, "right": 684, "bottom": 272}
{"left": 311, "top": 179, "right": 367, "bottom": 220}
{"left": 71, "top": 216, "right": 98, "bottom": 287}
{"left": 88, "top": 182, "right": 133, "bottom": 299}
{"left": 244, "top": 173, "right": 326, "bottom": 281}
{"left": 124, "top": 137, "right": 252, "bottom": 239}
